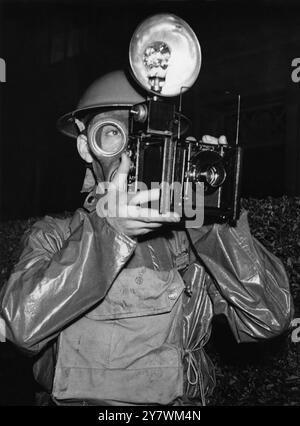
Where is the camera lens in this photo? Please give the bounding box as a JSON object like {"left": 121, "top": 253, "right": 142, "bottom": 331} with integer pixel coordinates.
{"left": 190, "top": 150, "right": 227, "bottom": 192}
{"left": 89, "top": 120, "right": 127, "bottom": 157}
{"left": 204, "top": 165, "right": 226, "bottom": 188}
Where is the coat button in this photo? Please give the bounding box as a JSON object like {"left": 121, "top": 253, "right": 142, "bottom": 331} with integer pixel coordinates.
{"left": 168, "top": 291, "right": 178, "bottom": 300}
{"left": 135, "top": 268, "right": 145, "bottom": 285}
{"left": 135, "top": 276, "right": 143, "bottom": 285}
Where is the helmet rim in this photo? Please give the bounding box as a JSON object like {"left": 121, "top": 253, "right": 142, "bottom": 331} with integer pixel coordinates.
{"left": 57, "top": 70, "right": 146, "bottom": 138}
{"left": 57, "top": 104, "right": 134, "bottom": 139}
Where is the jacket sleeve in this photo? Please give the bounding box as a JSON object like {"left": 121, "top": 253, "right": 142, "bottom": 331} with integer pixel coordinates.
{"left": 188, "top": 211, "right": 294, "bottom": 343}
{"left": 0, "top": 208, "right": 136, "bottom": 355}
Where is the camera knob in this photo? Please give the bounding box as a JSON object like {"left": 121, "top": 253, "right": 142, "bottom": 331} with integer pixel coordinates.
{"left": 128, "top": 162, "right": 136, "bottom": 185}
{"left": 131, "top": 104, "right": 148, "bottom": 123}
{"left": 185, "top": 166, "right": 197, "bottom": 183}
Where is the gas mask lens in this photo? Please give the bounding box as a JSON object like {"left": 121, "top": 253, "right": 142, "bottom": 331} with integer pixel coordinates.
{"left": 89, "top": 120, "right": 127, "bottom": 157}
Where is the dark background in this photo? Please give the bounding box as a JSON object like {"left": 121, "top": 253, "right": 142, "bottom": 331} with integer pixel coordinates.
{"left": 0, "top": 0, "right": 300, "bottom": 221}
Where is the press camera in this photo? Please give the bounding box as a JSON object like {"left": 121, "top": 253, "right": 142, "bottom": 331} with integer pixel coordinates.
{"left": 126, "top": 14, "right": 242, "bottom": 225}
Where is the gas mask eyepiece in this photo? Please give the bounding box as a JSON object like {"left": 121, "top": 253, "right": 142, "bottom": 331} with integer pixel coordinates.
{"left": 88, "top": 116, "right": 127, "bottom": 158}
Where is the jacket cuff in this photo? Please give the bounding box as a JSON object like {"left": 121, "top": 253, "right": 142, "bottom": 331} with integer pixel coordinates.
{"left": 90, "top": 211, "right": 137, "bottom": 267}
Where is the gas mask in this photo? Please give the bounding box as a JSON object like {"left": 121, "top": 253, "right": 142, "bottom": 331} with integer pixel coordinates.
{"left": 86, "top": 110, "right": 129, "bottom": 183}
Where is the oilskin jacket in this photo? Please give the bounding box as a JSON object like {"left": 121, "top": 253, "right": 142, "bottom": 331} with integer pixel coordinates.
{"left": 0, "top": 194, "right": 294, "bottom": 406}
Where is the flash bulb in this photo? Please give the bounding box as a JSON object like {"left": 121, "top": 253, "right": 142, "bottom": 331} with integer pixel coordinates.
{"left": 129, "top": 14, "right": 201, "bottom": 97}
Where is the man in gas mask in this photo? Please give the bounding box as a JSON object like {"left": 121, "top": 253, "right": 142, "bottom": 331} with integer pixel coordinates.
{"left": 0, "top": 70, "right": 294, "bottom": 406}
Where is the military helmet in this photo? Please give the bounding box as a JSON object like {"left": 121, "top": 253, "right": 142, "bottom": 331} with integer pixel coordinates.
{"left": 57, "top": 70, "right": 146, "bottom": 138}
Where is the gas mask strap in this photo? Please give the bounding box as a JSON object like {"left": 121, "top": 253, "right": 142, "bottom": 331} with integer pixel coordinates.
{"left": 74, "top": 117, "right": 86, "bottom": 133}
{"left": 81, "top": 166, "right": 96, "bottom": 193}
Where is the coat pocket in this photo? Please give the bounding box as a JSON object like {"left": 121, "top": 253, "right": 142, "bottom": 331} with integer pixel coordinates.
{"left": 85, "top": 267, "right": 184, "bottom": 320}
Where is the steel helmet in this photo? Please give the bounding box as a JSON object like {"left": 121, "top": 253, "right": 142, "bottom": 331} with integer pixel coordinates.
{"left": 57, "top": 70, "right": 146, "bottom": 138}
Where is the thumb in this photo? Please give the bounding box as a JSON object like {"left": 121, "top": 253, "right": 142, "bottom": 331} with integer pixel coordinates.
{"left": 111, "top": 153, "right": 131, "bottom": 192}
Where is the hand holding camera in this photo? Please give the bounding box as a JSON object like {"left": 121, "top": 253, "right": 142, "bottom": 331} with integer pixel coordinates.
{"left": 97, "top": 153, "right": 180, "bottom": 237}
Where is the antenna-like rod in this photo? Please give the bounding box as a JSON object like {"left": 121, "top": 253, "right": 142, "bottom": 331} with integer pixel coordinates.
{"left": 235, "top": 94, "right": 241, "bottom": 146}
{"left": 178, "top": 86, "right": 190, "bottom": 139}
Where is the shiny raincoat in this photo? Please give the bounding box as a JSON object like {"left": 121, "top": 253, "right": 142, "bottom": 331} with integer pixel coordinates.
{"left": 0, "top": 192, "right": 294, "bottom": 405}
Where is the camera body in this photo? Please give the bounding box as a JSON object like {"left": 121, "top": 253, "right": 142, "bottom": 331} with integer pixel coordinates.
{"left": 128, "top": 98, "right": 242, "bottom": 225}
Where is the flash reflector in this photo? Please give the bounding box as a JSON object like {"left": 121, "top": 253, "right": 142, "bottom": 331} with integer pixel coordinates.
{"left": 129, "top": 14, "right": 201, "bottom": 96}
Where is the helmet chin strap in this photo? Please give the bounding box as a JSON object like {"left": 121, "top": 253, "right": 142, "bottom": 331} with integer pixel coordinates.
{"left": 81, "top": 167, "right": 96, "bottom": 193}
{"left": 74, "top": 118, "right": 85, "bottom": 133}
{"left": 91, "top": 159, "right": 106, "bottom": 183}
{"left": 80, "top": 158, "right": 104, "bottom": 194}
